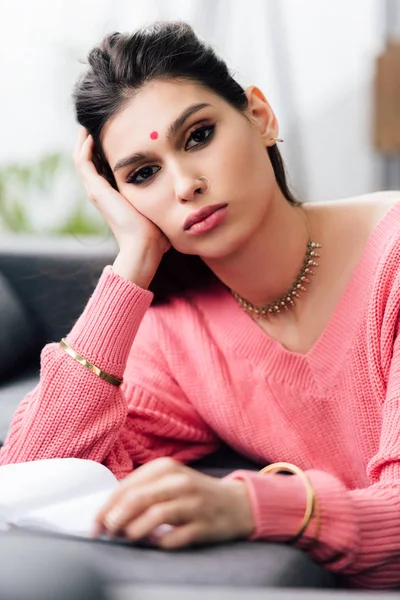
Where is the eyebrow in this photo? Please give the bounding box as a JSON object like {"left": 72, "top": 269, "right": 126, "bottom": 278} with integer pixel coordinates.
{"left": 113, "top": 102, "right": 212, "bottom": 173}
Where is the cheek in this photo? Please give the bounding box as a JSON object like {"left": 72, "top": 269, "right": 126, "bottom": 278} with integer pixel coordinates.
{"left": 240, "top": 137, "right": 274, "bottom": 190}
{"left": 219, "top": 135, "right": 268, "bottom": 195}
{"left": 220, "top": 129, "right": 258, "bottom": 174}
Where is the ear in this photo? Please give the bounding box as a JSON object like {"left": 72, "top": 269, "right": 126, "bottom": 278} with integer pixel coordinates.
{"left": 244, "top": 86, "right": 279, "bottom": 146}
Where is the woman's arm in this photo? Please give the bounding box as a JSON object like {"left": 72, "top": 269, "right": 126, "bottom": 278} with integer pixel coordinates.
{"left": 0, "top": 265, "right": 219, "bottom": 473}
{"left": 226, "top": 332, "right": 400, "bottom": 589}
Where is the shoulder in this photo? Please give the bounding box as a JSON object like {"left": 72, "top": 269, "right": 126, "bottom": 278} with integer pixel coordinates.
{"left": 305, "top": 190, "right": 400, "bottom": 229}
{"left": 301, "top": 192, "right": 400, "bottom": 312}
{"left": 341, "top": 192, "right": 400, "bottom": 298}
{"left": 338, "top": 190, "right": 400, "bottom": 226}
{"left": 304, "top": 190, "right": 400, "bottom": 260}
{"left": 326, "top": 192, "right": 400, "bottom": 331}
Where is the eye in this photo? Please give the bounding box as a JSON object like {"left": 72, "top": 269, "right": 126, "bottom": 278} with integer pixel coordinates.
{"left": 126, "top": 165, "right": 161, "bottom": 185}
{"left": 125, "top": 124, "right": 215, "bottom": 185}
{"left": 185, "top": 124, "right": 215, "bottom": 150}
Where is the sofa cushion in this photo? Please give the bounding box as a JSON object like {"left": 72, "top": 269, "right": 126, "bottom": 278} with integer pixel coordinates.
{"left": 2, "top": 529, "right": 336, "bottom": 588}
{"left": 0, "top": 371, "right": 39, "bottom": 444}
{"left": 0, "top": 272, "right": 38, "bottom": 383}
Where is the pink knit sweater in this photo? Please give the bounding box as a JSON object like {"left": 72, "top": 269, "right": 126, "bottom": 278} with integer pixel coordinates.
{"left": 2, "top": 202, "right": 400, "bottom": 588}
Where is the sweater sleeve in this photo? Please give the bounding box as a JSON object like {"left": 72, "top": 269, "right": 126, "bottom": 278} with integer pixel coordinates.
{"left": 0, "top": 265, "right": 219, "bottom": 477}
{"left": 225, "top": 332, "right": 400, "bottom": 589}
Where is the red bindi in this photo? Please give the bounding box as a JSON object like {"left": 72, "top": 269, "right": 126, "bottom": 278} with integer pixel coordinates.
{"left": 150, "top": 131, "right": 159, "bottom": 140}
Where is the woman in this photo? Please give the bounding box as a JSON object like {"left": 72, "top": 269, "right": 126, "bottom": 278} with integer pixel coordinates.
{"left": 1, "top": 20, "right": 400, "bottom": 588}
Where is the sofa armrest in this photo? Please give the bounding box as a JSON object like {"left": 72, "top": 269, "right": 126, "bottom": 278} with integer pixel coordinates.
{"left": 0, "top": 271, "right": 40, "bottom": 383}
{"left": 0, "top": 234, "right": 118, "bottom": 345}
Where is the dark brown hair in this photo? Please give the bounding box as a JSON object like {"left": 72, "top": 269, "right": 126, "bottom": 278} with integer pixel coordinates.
{"left": 73, "top": 20, "right": 298, "bottom": 304}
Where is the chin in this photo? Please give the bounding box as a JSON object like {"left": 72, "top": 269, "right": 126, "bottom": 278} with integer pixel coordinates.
{"left": 197, "top": 228, "right": 253, "bottom": 262}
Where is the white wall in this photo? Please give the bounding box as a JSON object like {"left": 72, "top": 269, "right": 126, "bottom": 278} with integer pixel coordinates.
{"left": 278, "top": 0, "right": 387, "bottom": 200}
{"left": 0, "top": 0, "right": 391, "bottom": 230}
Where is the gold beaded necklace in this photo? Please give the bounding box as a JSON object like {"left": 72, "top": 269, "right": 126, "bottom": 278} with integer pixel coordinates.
{"left": 229, "top": 207, "right": 321, "bottom": 319}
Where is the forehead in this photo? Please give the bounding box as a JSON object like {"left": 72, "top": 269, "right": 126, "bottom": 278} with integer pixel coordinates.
{"left": 102, "top": 80, "right": 221, "bottom": 161}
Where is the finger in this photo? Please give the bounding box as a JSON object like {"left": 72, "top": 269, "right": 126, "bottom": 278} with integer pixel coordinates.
{"left": 97, "top": 458, "right": 186, "bottom": 517}
{"left": 101, "top": 480, "right": 177, "bottom": 533}
{"left": 155, "top": 522, "right": 205, "bottom": 550}
{"left": 124, "top": 497, "right": 198, "bottom": 541}
{"left": 77, "top": 134, "right": 96, "bottom": 177}
{"left": 80, "top": 130, "right": 93, "bottom": 156}
{"left": 118, "top": 458, "right": 188, "bottom": 492}
{"left": 95, "top": 469, "right": 194, "bottom": 533}
{"left": 73, "top": 126, "right": 89, "bottom": 164}
{"left": 74, "top": 130, "right": 94, "bottom": 172}
{"left": 76, "top": 136, "right": 111, "bottom": 200}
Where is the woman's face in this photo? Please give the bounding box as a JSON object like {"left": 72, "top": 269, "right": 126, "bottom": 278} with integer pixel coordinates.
{"left": 101, "top": 79, "right": 278, "bottom": 260}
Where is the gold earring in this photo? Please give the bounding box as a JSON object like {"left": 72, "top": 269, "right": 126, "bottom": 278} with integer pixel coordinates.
{"left": 270, "top": 137, "right": 284, "bottom": 143}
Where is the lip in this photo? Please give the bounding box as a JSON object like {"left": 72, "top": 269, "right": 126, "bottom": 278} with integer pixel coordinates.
{"left": 184, "top": 203, "right": 228, "bottom": 231}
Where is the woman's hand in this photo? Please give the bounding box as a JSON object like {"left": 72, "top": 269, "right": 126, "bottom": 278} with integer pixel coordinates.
{"left": 73, "top": 126, "right": 171, "bottom": 260}
{"left": 93, "top": 457, "right": 255, "bottom": 549}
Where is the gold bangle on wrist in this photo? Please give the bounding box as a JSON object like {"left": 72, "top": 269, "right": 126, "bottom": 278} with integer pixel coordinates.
{"left": 303, "top": 495, "right": 321, "bottom": 551}
{"left": 59, "top": 338, "right": 123, "bottom": 387}
{"left": 259, "top": 462, "right": 318, "bottom": 545}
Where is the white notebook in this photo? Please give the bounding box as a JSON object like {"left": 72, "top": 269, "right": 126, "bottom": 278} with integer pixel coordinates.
{"left": 0, "top": 458, "right": 120, "bottom": 538}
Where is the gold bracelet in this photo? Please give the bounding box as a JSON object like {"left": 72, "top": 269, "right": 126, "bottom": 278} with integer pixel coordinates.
{"left": 59, "top": 338, "right": 123, "bottom": 387}
{"left": 259, "top": 462, "right": 317, "bottom": 545}
{"left": 302, "top": 495, "right": 321, "bottom": 551}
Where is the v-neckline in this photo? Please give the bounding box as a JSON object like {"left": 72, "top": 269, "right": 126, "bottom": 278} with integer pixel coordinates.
{"left": 190, "top": 201, "right": 400, "bottom": 392}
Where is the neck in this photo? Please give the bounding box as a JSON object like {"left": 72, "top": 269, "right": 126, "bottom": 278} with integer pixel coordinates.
{"left": 202, "top": 191, "right": 312, "bottom": 309}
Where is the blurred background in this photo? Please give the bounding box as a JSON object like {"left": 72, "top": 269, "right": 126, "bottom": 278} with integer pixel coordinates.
{"left": 0, "top": 0, "right": 399, "bottom": 239}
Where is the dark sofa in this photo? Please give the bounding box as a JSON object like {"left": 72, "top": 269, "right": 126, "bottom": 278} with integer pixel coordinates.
{"left": 0, "top": 233, "right": 357, "bottom": 596}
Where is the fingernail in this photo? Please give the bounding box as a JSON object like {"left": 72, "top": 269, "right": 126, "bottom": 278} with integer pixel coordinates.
{"left": 104, "top": 508, "right": 125, "bottom": 531}
{"left": 149, "top": 523, "right": 174, "bottom": 539}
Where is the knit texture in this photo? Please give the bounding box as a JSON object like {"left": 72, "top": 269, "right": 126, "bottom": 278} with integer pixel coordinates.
{"left": 2, "top": 202, "right": 400, "bottom": 588}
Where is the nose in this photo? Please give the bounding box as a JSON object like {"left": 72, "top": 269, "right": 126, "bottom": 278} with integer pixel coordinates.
{"left": 174, "top": 172, "right": 209, "bottom": 203}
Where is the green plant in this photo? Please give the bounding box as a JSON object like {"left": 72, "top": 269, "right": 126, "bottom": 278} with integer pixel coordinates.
{"left": 52, "top": 201, "right": 110, "bottom": 236}
{"left": 0, "top": 152, "right": 109, "bottom": 236}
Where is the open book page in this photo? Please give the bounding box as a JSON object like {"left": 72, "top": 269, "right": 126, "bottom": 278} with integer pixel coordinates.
{"left": 0, "top": 458, "right": 119, "bottom": 533}
{"left": 0, "top": 504, "right": 12, "bottom": 531}
{"left": 14, "top": 486, "right": 117, "bottom": 537}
